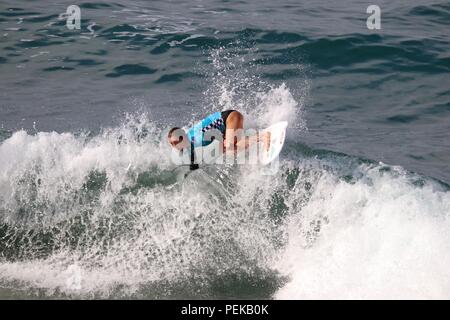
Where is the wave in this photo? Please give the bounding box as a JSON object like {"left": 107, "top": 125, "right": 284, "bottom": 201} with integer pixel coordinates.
{"left": 274, "top": 152, "right": 450, "bottom": 299}
{"left": 1, "top": 109, "right": 450, "bottom": 299}
{"left": 1, "top": 21, "right": 450, "bottom": 297}
{"left": 0, "top": 79, "right": 301, "bottom": 297}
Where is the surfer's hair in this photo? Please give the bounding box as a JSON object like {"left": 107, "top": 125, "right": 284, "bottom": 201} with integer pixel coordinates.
{"left": 168, "top": 127, "right": 187, "bottom": 148}
{"left": 168, "top": 127, "right": 182, "bottom": 140}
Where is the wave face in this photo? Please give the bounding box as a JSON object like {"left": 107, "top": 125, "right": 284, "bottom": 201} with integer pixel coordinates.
{"left": 1, "top": 84, "right": 450, "bottom": 299}
{"left": 1, "top": 0, "right": 450, "bottom": 299}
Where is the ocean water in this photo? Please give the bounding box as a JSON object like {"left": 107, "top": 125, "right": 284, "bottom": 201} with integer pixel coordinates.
{"left": 0, "top": 0, "right": 450, "bottom": 299}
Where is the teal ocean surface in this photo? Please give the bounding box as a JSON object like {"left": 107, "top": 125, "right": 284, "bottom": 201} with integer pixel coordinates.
{"left": 1, "top": 0, "right": 450, "bottom": 299}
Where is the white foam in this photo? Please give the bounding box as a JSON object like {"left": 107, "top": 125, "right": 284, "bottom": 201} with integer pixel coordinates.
{"left": 274, "top": 164, "right": 450, "bottom": 299}
{"left": 2, "top": 49, "right": 449, "bottom": 299}
{"left": 0, "top": 113, "right": 167, "bottom": 225}
{"left": 203, "top": 46, "right": 307, "bottom": 131}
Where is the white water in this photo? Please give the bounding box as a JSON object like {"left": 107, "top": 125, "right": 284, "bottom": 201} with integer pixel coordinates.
{"left": 1, "top": 50, "right": 450, "bottom": 299}
{"left": 0, "top": 84, "right": 298, "bottom": 297}
{"left": 274, "top": 162, "right": 450, "bottom": 299}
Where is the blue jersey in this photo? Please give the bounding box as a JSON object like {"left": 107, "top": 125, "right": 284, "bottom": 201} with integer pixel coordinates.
{"left": 186, "top": 112, "right": 226, "bottom": 147}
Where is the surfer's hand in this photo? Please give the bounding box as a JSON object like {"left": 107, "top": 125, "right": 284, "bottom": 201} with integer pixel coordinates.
{"left": 256, "top": 132, "right": 271, "bottom": 151}
{"left": 263, "top": 132, "right": 271, "bottom": 151}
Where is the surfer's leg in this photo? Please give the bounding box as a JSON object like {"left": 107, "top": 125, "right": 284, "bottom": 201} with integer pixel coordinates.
{"left": 223, "top": 110, "right": 244, "bottom": 152}
{"left": 223, "top": 111, "right": 270, "bottom": 153}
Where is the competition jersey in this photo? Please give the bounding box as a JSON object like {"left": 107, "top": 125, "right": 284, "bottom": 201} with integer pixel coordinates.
{"left": 186, "top": 112, "right": 226, "bottom": 147}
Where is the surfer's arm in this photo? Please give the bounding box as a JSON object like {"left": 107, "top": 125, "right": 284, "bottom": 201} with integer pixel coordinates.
{"left": 235, "top": 134, "right": 259, "bottom": 150}
{"left": 223, "top": 132, "right": 266, "bottom": 153}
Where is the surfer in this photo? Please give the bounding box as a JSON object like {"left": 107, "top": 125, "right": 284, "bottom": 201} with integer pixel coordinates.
{"left": 167, "top": 110, "right": 270, "bottom": 155}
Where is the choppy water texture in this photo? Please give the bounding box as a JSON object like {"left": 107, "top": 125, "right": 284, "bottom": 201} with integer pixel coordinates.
{"left": 1, "top": 0, "right": 450, "bottom": 299}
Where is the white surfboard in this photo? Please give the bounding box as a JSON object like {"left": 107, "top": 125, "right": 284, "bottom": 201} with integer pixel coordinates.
{"left": 258, "top": 121, "right": 288, "bottom": 165}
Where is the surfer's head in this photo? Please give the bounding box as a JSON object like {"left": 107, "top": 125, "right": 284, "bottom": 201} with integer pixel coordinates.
{"left": 168, "top": 127, "right": 188, "bottom": 150}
